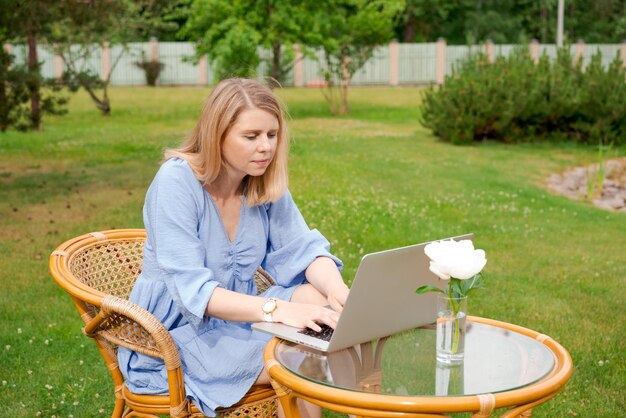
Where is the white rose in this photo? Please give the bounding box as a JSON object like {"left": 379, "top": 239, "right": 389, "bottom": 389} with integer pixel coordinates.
{"left": 424, "top": 239, "right": 487, "bottom": 280}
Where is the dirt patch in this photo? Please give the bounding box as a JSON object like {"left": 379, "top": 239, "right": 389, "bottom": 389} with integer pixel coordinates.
{"left": 546, "top": 157, "right": 626, "bottom": 212}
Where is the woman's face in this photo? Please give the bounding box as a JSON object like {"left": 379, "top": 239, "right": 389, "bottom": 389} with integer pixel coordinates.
{"left": 221, "top": 107, "right": 279, "bottom": 181}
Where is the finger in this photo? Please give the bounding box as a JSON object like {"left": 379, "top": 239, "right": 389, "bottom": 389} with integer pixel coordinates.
{"left": 307, "top": 320, "right": 322, "bottom": 332}
{"left": 329, "top": 299, "right": 344, "bottom": 313}
{"left": 319, "top": 311, "right": 340, "bottom": 329}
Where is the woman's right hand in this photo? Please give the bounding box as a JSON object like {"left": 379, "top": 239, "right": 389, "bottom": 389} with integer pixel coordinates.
{"left": 272, "top": 300, "right": 340, "bottom": 332}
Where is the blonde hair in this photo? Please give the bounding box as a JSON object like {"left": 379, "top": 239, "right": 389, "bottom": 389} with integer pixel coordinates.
{"left": 164, "top": 78, "right": 289, "bottom": 206}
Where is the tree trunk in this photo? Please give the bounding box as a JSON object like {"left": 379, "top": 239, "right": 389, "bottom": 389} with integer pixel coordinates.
{"left": 403, "top": 10, "right": 417, "bottom": 42}
{"left": 82, "top": 83, "right": 110, "bottom": 116}
{"left": 340, "top": 55, "right": 351, "bottom": 115}
{"left": 27, "top": 35, "right": 41, "bottom": 130}
{"left": 270, "top": 40, "right": 282, "bottom": 87}
{"left": 0, "top": 73, "right": 7, "bottom": 131}
{"left": 540, "top": 5, "right": 548, "bottom": 43}
{"left": 0, "top": 48, "right": 8, "bottom": 131}
{"left": 101, "top": 84, "right": 111, "bottom": 115}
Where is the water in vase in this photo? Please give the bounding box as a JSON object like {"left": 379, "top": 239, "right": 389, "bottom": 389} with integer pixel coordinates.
{"left": 436, "top": 310, "right": 466, "bottom": 364}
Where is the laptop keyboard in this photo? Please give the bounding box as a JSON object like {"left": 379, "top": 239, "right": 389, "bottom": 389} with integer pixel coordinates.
{"left": 298, "top": 324, "right": 334, "bottom": 342}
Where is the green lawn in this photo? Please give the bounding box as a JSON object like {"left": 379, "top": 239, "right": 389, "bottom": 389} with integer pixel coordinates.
{"left": 0, "top": 87, "right": 624, "bottom": 417}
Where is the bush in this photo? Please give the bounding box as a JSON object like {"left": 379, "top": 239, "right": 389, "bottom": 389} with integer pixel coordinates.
{"left": 420, "top": 47, "right": 626, "bottom": 145}
{"left": 134, "top": 53, "right": 165, "bottom": 87}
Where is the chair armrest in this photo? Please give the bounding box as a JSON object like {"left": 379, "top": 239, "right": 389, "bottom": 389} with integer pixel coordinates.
{"left": 85, "top": 295, "right": 181, "bottom": 371}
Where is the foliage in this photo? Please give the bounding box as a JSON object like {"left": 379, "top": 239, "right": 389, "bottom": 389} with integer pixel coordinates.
{"left": 420, "top": 47, "right": 626, "bottom": 145}
{"left": 180, "top": 0, "right": 322, "bottom": 84}
{"left": 394, "top": 0, "right": 626, "bottom": 44}
{"left": 0, "top": 45, "right": 29, "bottom": 131}
{"left": 1, "top": 66, "right": 70, "bottom": 132}
{"left": 586, "top": 140, "right": 614, "bottom": 202}
{"left": 0, "top": 0, "right": 72, "bottom": 130}
{"left": 315, "top": 0, "right": 403, "bottom": 115}
{"left": 134, "top": 52, "right": 165, "bottom": 87}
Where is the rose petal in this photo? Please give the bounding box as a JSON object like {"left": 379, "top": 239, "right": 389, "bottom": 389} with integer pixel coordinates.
{"left": 429, "top": 261, "right": 451, "bottom": 280}
{"left": 424, "top": 239, "right": 486, "bottom": 280}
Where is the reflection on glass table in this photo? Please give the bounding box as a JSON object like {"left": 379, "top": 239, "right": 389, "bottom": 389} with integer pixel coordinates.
{"left": 276, "top": 322, "right": 554, "bottom": 397}
{"left": 265, "top": 317, "right": 573, "bottom": 417}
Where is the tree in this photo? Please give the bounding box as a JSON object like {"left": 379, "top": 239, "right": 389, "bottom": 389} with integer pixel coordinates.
{"left": 180, "top": 0, "right": 323, "bottom": 84}
{"left": 0, "top": 0, "right": 70, "bottom": 131}
{"left": 395, "top": 0, "right": 459, "bottom": 43}
{"left": 48, "top": 0, "right": 176, "bottom": 115}
{"left": 316, "top": 0, "right": 403, "bottom": 115}
{"left": 0, "top": 36, "right": 29, "bottom": 131}
{"left": 394, "top": 0, "right": 626, "bottom": 45}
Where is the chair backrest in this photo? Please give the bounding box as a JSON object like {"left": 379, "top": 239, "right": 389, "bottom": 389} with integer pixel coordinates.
{"left": 51, "top": 230, "right": 171, "bottom": 359}
{"left": 68, "top": 232, "right": 145, "bottom": 300}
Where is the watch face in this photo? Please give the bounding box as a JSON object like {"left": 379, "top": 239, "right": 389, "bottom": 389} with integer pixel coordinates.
{"left": 263, "top": 298, "right": 277, "bottom": 313}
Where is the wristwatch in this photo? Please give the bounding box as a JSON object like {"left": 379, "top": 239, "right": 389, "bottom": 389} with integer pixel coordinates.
{"left": 262, "top": 298, "right": 278, "bottom": 322}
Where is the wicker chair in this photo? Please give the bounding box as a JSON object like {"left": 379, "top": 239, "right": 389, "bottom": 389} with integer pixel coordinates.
{"left": 50, "top": 229, "right": 278, "bottom": 418}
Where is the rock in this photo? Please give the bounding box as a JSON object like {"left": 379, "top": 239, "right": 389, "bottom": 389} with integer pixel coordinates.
{"left": 547, "top": 158, "right": 626, "bottom": 213}
{"left": 593, "top": 197, "right": 625, "bottom": 211}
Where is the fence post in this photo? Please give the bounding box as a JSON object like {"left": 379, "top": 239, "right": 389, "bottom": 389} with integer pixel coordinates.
{"left": 485, "top": 39, "right": 495, "bottom": 63}
{"left": 529, "top": 39, "right": 540, "bottom": 64}
{"left": 198, "top": 55, "right": 208, "bottom": 86}
{"left": 149, "top": 37, "right": 159, "bottom": 62}
{"left": 436, "top": 37, "right": 446, "bottom": 85}
{"left": 389, "top": 39, "right": 399, "bottom": 86}
{"left": 621, "top": 40, "right": 626, "bottom": 68}
{"left": 149, "top": 37, "right": 159, "bottom": 86}
{"left": 53, "top": 44, "right": 63, "bottom": 81}
{"left": 101, "top": 41, "right": 111, "bottom": 81}
{"left": 293, "top": 44, "right": 304, "bottom": 87}
{"left": 574, "top": 39, "right": 585, "bottom": 65}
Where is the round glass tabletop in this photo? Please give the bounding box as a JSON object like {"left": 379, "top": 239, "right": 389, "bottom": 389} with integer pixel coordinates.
{"left": 274, "top": 321, "right": 555, "bottom": 397}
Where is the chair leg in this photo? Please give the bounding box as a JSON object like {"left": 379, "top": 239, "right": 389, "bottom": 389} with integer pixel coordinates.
{"left": 111, "top": 397, "right": 125, "bottom": 418}
{"left": 122, "top": 410, "right": 161, "bottom": 418}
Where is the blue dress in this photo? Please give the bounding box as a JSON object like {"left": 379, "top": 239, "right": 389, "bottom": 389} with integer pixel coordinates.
{"left": 118, "top": 158, "right": 342, "bottom": 416}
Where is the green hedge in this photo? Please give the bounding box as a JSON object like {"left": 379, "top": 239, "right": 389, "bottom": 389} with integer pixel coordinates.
{"left": 420, "top": 47, "right": 626, "bottom": 145}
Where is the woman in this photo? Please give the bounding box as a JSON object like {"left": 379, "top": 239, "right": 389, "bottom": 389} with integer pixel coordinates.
{"left": 118, "top": 78, "right": 348, "bottom": 417}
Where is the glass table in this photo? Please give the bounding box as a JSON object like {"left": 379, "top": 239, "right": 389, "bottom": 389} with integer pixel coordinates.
{"left": 263, "top": 316, "right": 572, "bottom": 417}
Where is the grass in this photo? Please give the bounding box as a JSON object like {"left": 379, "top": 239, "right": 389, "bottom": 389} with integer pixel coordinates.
{"left": 0, "top": 86, "right": 625, "bottom": 417}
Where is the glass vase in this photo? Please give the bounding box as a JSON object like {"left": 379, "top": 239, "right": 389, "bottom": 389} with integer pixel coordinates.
{"left": 436, "top": 294, "right": 467, "bottom": 365}
{"left": 435, "top": 362, "right": 464, "bottom": 396}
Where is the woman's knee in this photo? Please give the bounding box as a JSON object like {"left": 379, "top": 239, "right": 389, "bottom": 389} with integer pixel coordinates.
{"left": 255, "top": 368, "right": 270, "bottom": 385}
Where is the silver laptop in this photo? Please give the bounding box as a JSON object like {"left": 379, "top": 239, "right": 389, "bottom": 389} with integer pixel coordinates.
{"left": 252, "top": 233, "right": 473, "bottom": 352}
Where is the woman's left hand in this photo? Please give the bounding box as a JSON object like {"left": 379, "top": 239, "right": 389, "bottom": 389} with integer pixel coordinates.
{"left": 305, "top": 256, "right": 350, "bottom": 312}
{"left": 326, "top": 281, "right": 349, "bottom": 313}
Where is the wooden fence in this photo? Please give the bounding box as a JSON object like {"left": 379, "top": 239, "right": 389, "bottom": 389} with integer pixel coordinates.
{"left": 4, "top": 39, "right": 626, "bottom": 87}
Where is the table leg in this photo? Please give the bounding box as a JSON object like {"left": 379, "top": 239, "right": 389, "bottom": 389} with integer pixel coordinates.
{"left": 270, "top": 379, "right": 302, "bottom": 418}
